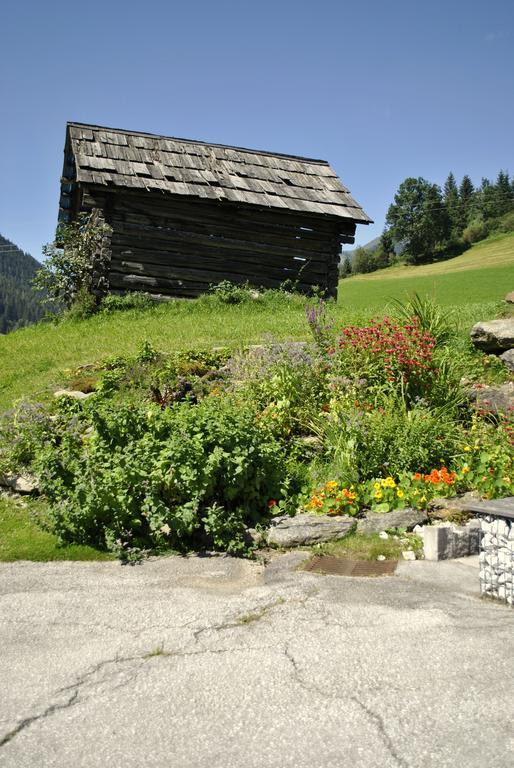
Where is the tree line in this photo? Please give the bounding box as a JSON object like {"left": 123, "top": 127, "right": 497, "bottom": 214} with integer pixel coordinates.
{"left": 342, "top": 170, "right": 514, "bottom": 276}
{"left": 0, "top": 235, "right": 45, "bottom": 333}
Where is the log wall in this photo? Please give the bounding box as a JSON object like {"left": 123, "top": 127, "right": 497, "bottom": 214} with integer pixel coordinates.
{"left": 81, "top": 187, "right": 356, "bottom": 299}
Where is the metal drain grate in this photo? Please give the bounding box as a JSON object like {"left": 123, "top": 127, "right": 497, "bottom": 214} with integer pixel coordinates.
{"left": 304, "top": 556, "right": 397, "bottom": 577}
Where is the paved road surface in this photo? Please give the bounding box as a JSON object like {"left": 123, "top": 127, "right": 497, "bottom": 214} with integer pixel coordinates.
{"left": 1, "top": 553, "right": 513, "bottom": 767}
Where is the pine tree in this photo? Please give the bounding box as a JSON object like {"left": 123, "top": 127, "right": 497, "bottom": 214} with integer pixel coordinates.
{"left": 443, "top": 172, "right": 459, "bottom": 234}
{"left": 457, "top": 175, "right": 475, "bottom": 231}
{"left": 495, "top": 170, "right": 513, "bottom": 216}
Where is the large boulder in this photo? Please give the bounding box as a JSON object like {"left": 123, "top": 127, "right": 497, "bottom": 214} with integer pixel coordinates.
{"left": 266, "top": 514, "right": 355, "bottom": 547}
{"left": 467, "top": 381, "right": 514, "bottom": 415}
{"left": 470, "top": 319, "right": 514, "bottom": 353}
{"left": 357, "top": 507, "right": 428, "bottom": 534}
{"left": 0, "top": 472, "right": 39, "bottom": 494}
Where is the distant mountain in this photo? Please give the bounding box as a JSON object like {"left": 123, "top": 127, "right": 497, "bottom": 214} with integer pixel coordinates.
{"left": 0, "top": 235, "right": 45, "bottom": 333}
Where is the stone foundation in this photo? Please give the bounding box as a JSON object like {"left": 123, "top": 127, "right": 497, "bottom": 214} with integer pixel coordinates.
{"left": 479, "top": 515, "right": 514, "bottom": 606}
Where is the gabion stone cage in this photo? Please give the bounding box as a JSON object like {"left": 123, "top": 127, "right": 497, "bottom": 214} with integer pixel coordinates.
{"left": 479, "top": 515, "right": 514, "bottom": 605}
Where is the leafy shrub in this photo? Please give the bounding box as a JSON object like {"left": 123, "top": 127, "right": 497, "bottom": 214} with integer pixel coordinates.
{"left": 34, "top": 209, "right": 111, "bottom": 312}
{"left": 0, "top": 402, "right": 55, "bottom": 473}
{"left": 33, "top": 396, "right": 288, "bottom": 554}
{"left": 100, "top": 292, "right": 154, "bottom": 313}
{"left": 208, "top": 280, "right": 257, "bottom": 304}
{"left": 312, "top": 395, "right": 466, "bottom": 483}
{"left": 462, "top": 218, "right": 488, "bottom": 244}
{"left": 225, "top": 342, "right": 328, "bottom": 436}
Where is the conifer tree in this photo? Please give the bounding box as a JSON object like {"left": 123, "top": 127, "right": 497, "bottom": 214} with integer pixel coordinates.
{"left": 457, "top": 175, "right": 474, "bottom": 230}
{"left": 443, "top": 172, "right": 460, "bottom": 234}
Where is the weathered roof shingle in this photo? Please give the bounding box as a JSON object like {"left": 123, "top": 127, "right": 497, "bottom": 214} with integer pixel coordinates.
{"left": 64, "top": 123, "right": 372, "bottom": 223}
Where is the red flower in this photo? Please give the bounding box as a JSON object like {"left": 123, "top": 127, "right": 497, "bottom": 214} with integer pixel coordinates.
{"left": 267, "top": 499, "right": 278, "bottom": 509}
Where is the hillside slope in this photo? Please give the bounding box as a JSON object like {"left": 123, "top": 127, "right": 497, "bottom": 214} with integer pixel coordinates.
{"left": 0, "top": 235, "right": 44, "bottom": 333}
{"left": 339, "top": 232, "right": 514, "bottom": 308}
{"left": 0, "top": 232, "right": 512, "bottom": 411}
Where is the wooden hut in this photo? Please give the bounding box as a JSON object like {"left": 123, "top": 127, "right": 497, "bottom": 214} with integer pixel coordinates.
{"left": 59, "top": 123, "right": 372, "bottom": 299}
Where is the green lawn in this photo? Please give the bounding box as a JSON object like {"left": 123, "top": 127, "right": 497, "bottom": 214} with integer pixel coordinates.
{"left": 0, "top": 496, "right": 114, "bottom": 562}
{"left": 0, "top": 231, "right": 512, "bottom": 412}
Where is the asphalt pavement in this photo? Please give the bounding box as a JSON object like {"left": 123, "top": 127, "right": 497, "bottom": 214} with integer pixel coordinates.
{"left": 1, "top": 552, "right": 513, "bottom": 768}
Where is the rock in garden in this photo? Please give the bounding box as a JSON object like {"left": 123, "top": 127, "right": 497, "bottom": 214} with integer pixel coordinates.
{"left": 54, "top": 389, "right": 95, "bottom": 400}
{"left": 505, "top": 291, "right": 514, "bottom": 304}
{"left": 428, "top": 491, "right": 481, "bottom": 519}
{"left": 470, "top": 318, "right": 514, "bottom": 353}
{"left": 357, "top": 508, "right": 428, "bottom": 535}
{"left": 244, "top": 528, "right": 265, "bottom": 546}
{"left": 402, "top": 550, "right": 416, "bottom": 561}
{"left": 0, "top": 473, "right": 39, "bottom": 494}
{"left": 266, "top": 514, "right": 355, "bottom": 547}
{"left": 467, "top": 381, "right": 514, "bottom": 415}
{"left": 500, "top": 349, "right": 514, "bottom": 372}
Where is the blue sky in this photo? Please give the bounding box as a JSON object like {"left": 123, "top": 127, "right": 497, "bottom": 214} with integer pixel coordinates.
{"left": 1, "top": 0, "right": 513, "bottom": 259}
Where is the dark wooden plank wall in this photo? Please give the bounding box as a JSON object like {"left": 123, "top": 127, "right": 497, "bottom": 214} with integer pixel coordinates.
{"left": 81, "top": 187, "right": 356, "bottom": 298}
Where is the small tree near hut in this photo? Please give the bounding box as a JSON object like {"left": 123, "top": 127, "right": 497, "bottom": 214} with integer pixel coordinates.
{"left": 34, "top": 209, "right": 111, "bottom": 314}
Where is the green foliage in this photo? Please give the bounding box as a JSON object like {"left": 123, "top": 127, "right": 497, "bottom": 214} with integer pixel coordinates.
{"left": 383, "top": 168, "right": 514, "bottom": 265}
{"left": 32, "top": 396, "right": 288, "bottom": 555}
{"left": 390, "top": 293, "right": 456, "bottom": 346}
{"left": 100, "top": 292, "right": 154, "bottom": 313}
{"left": 208, "top": 280, "right": 256, "bottom": 304}
{"left": 312, "top": 395, "right": 466, "bottom": 484}
{"left": 0, "top": 234, "right": 45, "bottom": 333}
{"left": 339, "top": 255, "right": 352, "bottom": 279}
{"left": 34, "top": 210, "right": 111, "bottom": 312}
{"left": 0, "top": 401, "right": 55, "bottom": 473}
{"left": 351, "top": 246, "right": 376, "bottom": 274}
{"left": 385, "top": 177, "right": 450, "bottom": 264}
{"left": 462, "top": 217, "right": 489, "bottom": 245}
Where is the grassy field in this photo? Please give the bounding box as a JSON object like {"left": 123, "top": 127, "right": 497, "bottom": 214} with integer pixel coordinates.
{"left": 0, "top": 496, "right": 115, "bottom": 561}
{"left": 0, "top": 231, "right": 512, "bottom": 411}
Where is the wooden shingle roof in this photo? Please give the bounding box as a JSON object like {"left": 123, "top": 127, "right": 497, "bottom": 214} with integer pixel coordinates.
{"left": 65, "top": 122, "right": 372, "bottom": 223}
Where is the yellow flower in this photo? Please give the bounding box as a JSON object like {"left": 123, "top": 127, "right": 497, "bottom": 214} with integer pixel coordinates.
{"left": 463, "top": 446, "right": 471, "bottom": 452}
{"left": 374, "top": 490, "right": 383, "bottom": 500}
{"left": 396, "top": 489, "right": 405, "bottom": 498}
{"left": 461, "top": 465, "right": 470, "bottom": 475}
{"left": 325, "top": 480, "right": 338, "bottom": 491}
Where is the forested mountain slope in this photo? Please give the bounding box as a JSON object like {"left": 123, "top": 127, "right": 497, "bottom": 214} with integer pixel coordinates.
{"left": 0, "top": 235, "right": 44, "bottom": 333}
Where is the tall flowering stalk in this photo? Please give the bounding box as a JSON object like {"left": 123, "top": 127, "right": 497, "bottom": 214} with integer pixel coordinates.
{"left": 333, "top": 316, "right": 437, "bottom": 401}
{"left": 305, "top": 299, "right": 334, "bottom": 351}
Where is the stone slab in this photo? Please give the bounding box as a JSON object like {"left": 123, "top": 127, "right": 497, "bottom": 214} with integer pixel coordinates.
{"left": 357, "top": 507, "right": 427, "bottom": 534}
{"left": 266, "top": 513, "right": 355, "bottom": 547}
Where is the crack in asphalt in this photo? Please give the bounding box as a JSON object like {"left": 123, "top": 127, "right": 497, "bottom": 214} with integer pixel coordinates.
{"left": 0, "top": 691, "right": 79, "bottom": 748}
{"left": 283, "top": 643, "right": 409, "bottom": 768}
{"left": 0, "top": 591, "right": 296, "bottom": 751}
